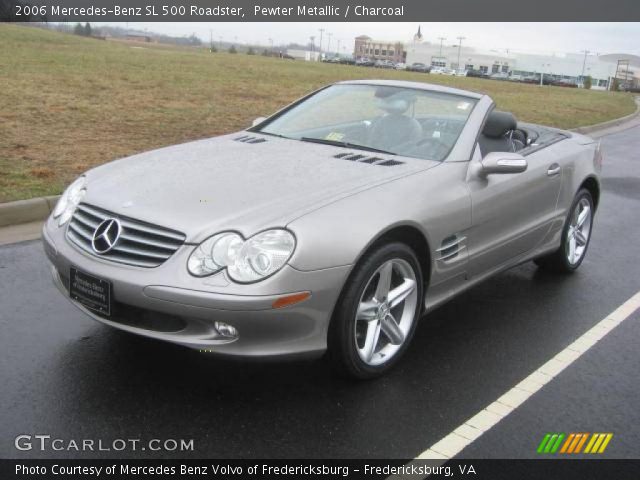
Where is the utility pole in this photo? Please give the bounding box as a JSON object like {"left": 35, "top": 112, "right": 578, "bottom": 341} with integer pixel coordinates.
{"left": 437, "top": 37, "right": 446, "bottom": 58}
{"left": 336, "top": 38, "right": 341, "bottom": 57}
{"left": 310, "top": 36, "right": 315, "bottom": 52}
{"left": 540, "top": 63, "right": 549, "bottom": 86}
{"left": 209, "top": 29, "right": 213, "bottom": 51}
{"left": 580, "top": 49, "right": 590, "bottom": 80}
{"left": 268, "top": 37, "right": 273, "bottom": 52}
{"left": 456, "top": 36, "right": 465, "bottom": 70}
{"left": 318, "top": 28, "right": 324, "bottom": 54}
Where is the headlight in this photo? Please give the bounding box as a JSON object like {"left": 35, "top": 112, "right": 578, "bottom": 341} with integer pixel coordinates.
{"left": 187, "top": 229, "right": 296, "bottom": 283}
{"left": 52, "top": 176, "right": 86, "bottom": 227}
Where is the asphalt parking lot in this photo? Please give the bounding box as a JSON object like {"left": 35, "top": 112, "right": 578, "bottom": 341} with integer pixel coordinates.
{"left": 1, "top": 125, "right": 638, "bottom": 461}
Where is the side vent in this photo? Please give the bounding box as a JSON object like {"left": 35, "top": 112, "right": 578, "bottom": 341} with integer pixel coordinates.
{"left": 437, "top": 235, "right": 467, "bottom": 261}
{"left": 234, "top": 135, "right": 267, "bottom": 144}
{"left": 333, "top": 152, "right": 404, "bottom": 167}
{"left": 378, "top": 159, "right": 404, "bottom": 167}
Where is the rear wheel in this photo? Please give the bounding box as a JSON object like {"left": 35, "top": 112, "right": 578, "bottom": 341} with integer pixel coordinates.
{"left": 328, "top": 242, "right": 424, "bottom": 379}
{"left": 535, "top": 189, "right": 594, "bottom": 273}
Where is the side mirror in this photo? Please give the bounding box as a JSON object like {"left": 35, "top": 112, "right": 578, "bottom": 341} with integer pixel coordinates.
{"left": 251, "top": 117, "right": 267, "bottom": 127}
{"left": 480, "top": 152, "right": 527, "bottom": 176}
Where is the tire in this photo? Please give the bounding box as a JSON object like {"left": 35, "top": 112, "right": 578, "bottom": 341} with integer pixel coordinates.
{"left": 535, "top": 188, "right": 594, "bottom": 273}
{"left": 328, "top": 242, "right": 424, "bottom": 379}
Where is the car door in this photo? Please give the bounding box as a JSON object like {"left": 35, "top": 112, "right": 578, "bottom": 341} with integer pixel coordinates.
{"left": 466, "top": 144, "right": 563, "bottom": 277}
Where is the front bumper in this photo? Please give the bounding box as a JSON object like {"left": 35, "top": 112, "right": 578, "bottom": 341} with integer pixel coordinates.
{"left": 42, "top": 217, "right": 351, "bottom": 357}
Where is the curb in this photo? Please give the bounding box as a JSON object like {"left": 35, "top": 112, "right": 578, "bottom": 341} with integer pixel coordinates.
{"left": 0, "top": 195, "right": 60, "bottom": 228}
{"left": 1, "top": 96, "right": 639, "bottom": 228}
{"left": 570, "top": 96, "right": 640, "bottom": 134}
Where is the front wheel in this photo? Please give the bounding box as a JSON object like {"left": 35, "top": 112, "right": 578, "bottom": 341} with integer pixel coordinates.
{"left": 328, "top": 242, "right": 424, "bottom": 379}
{"left": 535, "top": 188, "right": 594, "bottom": 273}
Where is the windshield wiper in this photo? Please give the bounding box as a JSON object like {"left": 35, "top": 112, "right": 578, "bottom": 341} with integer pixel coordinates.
{"left": 299, "top": 137, "right": 395, "bottom": 155}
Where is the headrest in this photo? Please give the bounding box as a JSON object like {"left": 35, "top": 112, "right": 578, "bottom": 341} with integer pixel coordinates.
{"left": 483, "top": 110, "right": 517, "bottom": 138}
{"left": 375, "top": 90, "right": 415, "bottom": 115}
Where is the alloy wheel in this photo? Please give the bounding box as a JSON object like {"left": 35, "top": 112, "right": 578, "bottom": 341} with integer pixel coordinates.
{"left": 354, "top": 258, "right": 418, "bottom": 366}
{"left": 566, "top": 197, "right": 592, "bottom": 265}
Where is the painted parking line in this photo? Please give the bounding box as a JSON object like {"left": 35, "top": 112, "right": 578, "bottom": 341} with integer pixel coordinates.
{"left": 411, "top": 290, "right": 640, "bottom": 463}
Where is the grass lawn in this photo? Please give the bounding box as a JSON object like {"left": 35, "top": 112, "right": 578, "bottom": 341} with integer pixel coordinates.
{"left": 1, "top": 24, "right": 636, "bottom": 202}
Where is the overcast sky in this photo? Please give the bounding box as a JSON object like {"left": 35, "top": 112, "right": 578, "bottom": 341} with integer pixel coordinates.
{"left": 93, "top": 22, "right": 640, "bottom": 56}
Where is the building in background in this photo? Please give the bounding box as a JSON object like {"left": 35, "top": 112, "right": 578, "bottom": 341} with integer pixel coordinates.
{"left": 286, "top": 49, "right": 321, "bottom": 61}
{"left": 353, "top": 27, "right": 639, "bottom": 90}
{"left": 354, "top": 35, "right": 406, "bottom": 63}
{"left": 405, "top": 37, "right": 637, "bottom": 89}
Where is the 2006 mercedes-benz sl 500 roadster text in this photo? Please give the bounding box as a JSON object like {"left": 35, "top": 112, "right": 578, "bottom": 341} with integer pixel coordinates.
{"left": 43, "top": 80, "right": 602, "bottom": 378}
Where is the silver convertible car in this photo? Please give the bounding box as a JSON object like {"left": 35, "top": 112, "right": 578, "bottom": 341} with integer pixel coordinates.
{"left": 43, "top": 80, "right": 602, "bottom": 378}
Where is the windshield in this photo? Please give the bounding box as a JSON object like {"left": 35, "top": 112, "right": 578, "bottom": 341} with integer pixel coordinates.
{"left": 256, "top": 84, "right": 477, "bottom": 161}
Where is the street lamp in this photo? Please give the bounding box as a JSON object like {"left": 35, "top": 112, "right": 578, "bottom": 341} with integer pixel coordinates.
{"left": 581, "top": 49, "right": 590, "bottom": 81}
{"left": 437, "top": 37, "right": 446, "bottom": 58}
{"left": 540, "top": 63, "right": 550, "bottom": 86}
{"left": 456, "top": 36, "right": 465, "bottom": 71}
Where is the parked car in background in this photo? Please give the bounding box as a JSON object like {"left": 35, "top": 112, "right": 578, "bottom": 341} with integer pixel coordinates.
{"left": 339, "top": 56, "right": 356, "bottom": 65}
{"left": 466, "top": 69, "right": 489, "bottom": 78}
{"left": 407, "top": 62, "right": 431, "bottom": 73}
{"left": 522, "top": 75, "right": 540, "bottom": 84}
{"left": 374, "top": 59, "right": 396, "bottom": 69}
{"left": 552, "top": 79, "right": 578, "bottom": 88}
{"left": 356, "top": 57, "right": 375, "bottom": 67}
{"left": 490, "top": 72, "right": 510, "bottom": 81}
{"left": 509, "top": 74, "right": 524, "bottom": 82}
{"left": 454, "top": 69, "right": 468, "bottom": 77}
{"left": 431, "top": 67, "right": 456, "bottom": 75}
{"left": 395, "top": 62, "right": 407, "bottom": 70}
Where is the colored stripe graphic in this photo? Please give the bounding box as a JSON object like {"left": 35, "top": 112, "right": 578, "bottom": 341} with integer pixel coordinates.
{"left": 537, "top": 434, "right": 551, "bottom": 453}
{"left": 584, "top": 433, "right": 598, "bottom": 453}
{"left": 550, "top": 433, "right": 565, "bottom": 453}
{"left": 560, "top": 433, "right": 575, "bottom": 453}
{"left": 539, "top": 433, "right": 613, "bottom": 454}
{"left": 598, "top": 434, "right": 613, "bottom": 453}
{"left": 574, "top": 433, "right": 589, "bottom": 453}
{"left": 585, "top": 433, "right": 614, "bottom": 453}
{"left": 567, "top": 433, "right": 582, "bottom": 453}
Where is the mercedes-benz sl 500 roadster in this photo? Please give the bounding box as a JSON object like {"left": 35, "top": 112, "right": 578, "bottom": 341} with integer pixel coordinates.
{"left": 43, "top": 80, "right": 601, "bottom": 378}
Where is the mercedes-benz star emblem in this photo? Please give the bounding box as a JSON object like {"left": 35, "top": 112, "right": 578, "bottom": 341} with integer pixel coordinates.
{"left": 91, "top": 218, "right": 122, "bottom": 254}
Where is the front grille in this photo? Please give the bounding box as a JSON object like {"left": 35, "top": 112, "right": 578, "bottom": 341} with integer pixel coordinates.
{"left": 66, "top": 203, "right": 186, "bottom": 268}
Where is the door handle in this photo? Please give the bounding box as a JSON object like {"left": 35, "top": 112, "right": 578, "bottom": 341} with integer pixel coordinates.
{"left": 547, "top": 163, "right": 561, "bottom": 176}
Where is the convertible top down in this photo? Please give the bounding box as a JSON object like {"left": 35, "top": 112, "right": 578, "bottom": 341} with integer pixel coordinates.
{"left": 43, "top": 80, "right": 601, "bottom": 378}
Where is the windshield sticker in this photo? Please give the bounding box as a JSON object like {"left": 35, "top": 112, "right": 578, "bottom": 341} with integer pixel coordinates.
{"left": 325, "top": 132, "right": 346, "bottom": 141}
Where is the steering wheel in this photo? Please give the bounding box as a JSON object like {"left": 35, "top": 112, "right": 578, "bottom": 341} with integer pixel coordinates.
{"left": 392, "top": 136, "right": 452, "bottom": 160}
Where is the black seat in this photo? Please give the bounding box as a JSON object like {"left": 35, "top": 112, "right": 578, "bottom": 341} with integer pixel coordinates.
{"left": 479, "top": 110, "right": 524, "bottom": 155}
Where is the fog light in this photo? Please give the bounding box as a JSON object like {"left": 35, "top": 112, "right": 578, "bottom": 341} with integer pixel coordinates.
{"left": 214, "top": 321, "right": 238, "bottom": 338}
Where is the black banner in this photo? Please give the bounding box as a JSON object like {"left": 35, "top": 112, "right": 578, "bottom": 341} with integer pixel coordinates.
{"left": 2, "top": 0, "right": 640, "bottom": 22}
{"left": 3, "top": 459, "right": 640, "bottom": 480}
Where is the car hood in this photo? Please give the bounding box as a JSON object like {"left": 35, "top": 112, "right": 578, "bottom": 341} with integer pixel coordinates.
{"left": 83, "top": 133, "right": 438, "bottom": 242}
